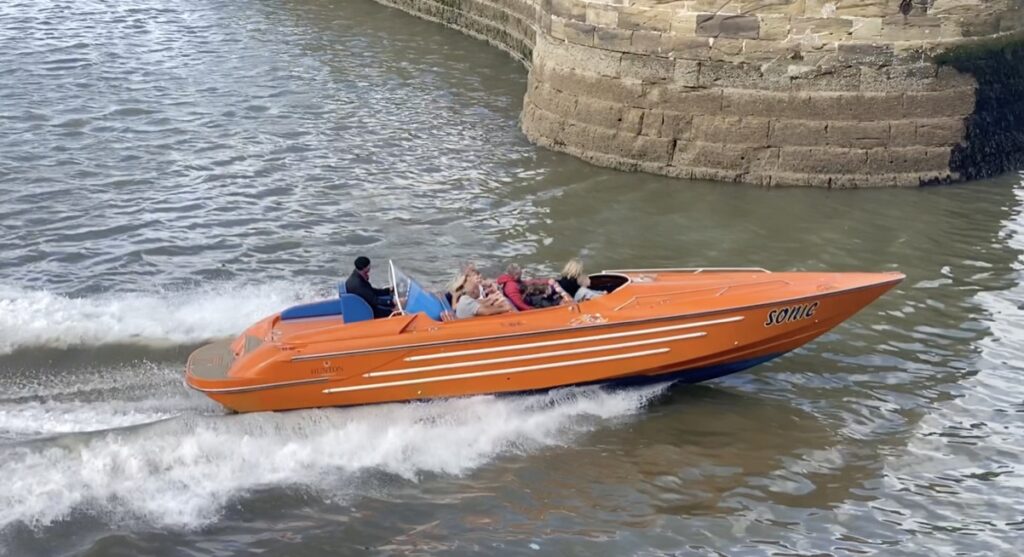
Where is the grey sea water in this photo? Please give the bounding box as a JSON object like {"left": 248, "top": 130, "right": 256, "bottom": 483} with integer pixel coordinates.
{"left": 1, "top": 0, "right": 1022, "bottom": 555}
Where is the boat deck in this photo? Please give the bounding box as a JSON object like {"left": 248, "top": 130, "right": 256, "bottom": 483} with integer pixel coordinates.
{"left": 186, "top": 339, "right": 235, "bottom": 380}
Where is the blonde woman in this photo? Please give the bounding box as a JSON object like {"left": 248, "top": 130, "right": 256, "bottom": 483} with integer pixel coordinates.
{"left": 557, "top": 258, "right": 604, "bottom": 302}
{"left": 455, "top": 271, "right": 512, "bottom": 319}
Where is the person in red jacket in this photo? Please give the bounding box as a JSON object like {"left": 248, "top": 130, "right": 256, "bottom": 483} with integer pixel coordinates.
{"left": 497, "top": 263, "right": 559, "bottom": 311}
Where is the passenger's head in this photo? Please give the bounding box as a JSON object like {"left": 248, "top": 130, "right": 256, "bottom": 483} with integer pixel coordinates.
{"left": 354, "top": 256, "right": 371, "bottom": 278}
{"left": 463, "top": 262, "right": 482, "bottom": 280}
{"left": 505, "top": 263, "right": 522, "bottom": 280}
{"left": 464, "top": 272, "right": 482, "bottom": 297}
{"left": 561, "top": 258, "right": 584, "bottom": 279}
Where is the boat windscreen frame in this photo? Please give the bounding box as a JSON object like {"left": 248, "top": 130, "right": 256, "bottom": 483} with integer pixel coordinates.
{"left": 389, "top": 259, "right": 404, "bottom": 314}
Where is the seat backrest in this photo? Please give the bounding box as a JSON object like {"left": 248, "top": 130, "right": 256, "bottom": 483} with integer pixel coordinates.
{"left": 339, "top": 293, "right": 374, "bottom": 324}
{"left": 337, "top": 281, "right": 348, "bottom": 296}
{"left": 280, "top": 299, "right": 344, "bottom": 321}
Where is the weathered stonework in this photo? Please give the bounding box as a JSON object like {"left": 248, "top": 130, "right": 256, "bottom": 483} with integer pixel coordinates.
{"left": 370, "top": 0, "right": 1024, "bottom": 187}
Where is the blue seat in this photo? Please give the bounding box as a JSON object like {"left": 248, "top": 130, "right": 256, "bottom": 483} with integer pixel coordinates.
{"left": 337, "top": 281, "right": 347, "bottom": 296}
{"left": 280, "top": 293, "right": 374, "bottom": 324}
{"left": 281, "top": 299, "right": 343, "bottom": 320}
{"left": 338, "top": 293, "right": 374, "bottom": 324}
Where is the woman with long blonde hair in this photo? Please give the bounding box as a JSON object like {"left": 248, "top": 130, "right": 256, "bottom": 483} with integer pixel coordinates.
{"left": 557, "top": 258, "right": 603, "bottom": 302}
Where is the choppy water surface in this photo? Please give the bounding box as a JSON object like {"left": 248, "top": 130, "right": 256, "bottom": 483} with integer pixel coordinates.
{"left": 1, "top": 0, "right": 1022, "bottom": 555}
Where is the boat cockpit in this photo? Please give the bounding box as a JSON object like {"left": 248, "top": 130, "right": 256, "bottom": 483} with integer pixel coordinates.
{"left": 279, "top": 260, "right": 631, "bottom": 325}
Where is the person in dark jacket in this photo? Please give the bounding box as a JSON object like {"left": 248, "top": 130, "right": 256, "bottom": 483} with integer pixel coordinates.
{"left": 344, "top": 256, "right": 394, "bottom": 318}
{"left": 557, "top": 258, "right": 603, "bottom": 302}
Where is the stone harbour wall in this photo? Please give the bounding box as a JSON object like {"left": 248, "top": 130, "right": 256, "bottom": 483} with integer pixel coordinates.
{"left": 370, "top": 0, "right": 1024, "bottom": 187}
{"left": 377, "top": 0, "right": 539, "bottom": 65}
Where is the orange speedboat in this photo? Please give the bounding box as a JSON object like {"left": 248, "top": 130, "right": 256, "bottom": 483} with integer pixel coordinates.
{"left": 185, "top": 263, "right": 903, "bottom": 413}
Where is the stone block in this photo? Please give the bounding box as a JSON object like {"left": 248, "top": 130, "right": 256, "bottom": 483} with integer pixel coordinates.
{"left": 765, "top": 171, "right": 831, "bottom": 186}
{"left": 574, "top": 98, "right": 626, "bottom": 129}
{"left": 827, "top": 121, "right": 890, "bottom": 147}
{"left": 689, "top": 167, "right": 746, "bottom": 183}
{"left": 559, "top": 122, "right": 675, "bottom": 163}
{"left": 805, "top": 91, "right": 903, "bottom": 121}
{"left": 644, "top": 84, "right": 724, "bottom": 113}
{"left": 836, "top": 42, "right": 894, "bottom": 64}
{"left": 670, "top": 13, "right": 697, "bottom": 35}
{"left": 916, "top": 118, "right": 966, "bottom": 146}
{"left": 642, "top": 111, "right": 665, "bottom": 136}
{"left": 640, "top": 110, "right": 695, "bottom": 138}
{"left": 723, "top": 89, "right": 810, "bottom": 118}
{"left": 903, "top": 89, "right": 975, "bottom": 118}
{"left": 674, "top": 142, "right": 779, "bottom": 172}
{"left": 742, "top": 40, "right": 795, "bottom": 63}
{"left": 742, "top": 0, "right": 805, "bottom": 15}
{"left": 550, "top": 15, "right": 567, "bottom": 39}
{"left": 871, "top": 64, "right": 942, "bottom": 92}
{"left": 960, "top": 13, "right": 1001, "bottom": 36}
{"left": 688, "top": 0, "right": 744, "bottom": 13}
{"left": 1000, "top": 10, "right": 1024, "bottom": 32}
{"left": 850, "top": 17, "right": 882, "bottom": 39}
{"left": 619, "top": 53, "right": 675, "bottom": 81}
{"left": 807, "top": 0, "right": 887, "bottom": 17}
{"left": 564, "top": 20, "right": 596, "bottom": 45}
{"left": 663, "top": 111, "right": 694, "bottom": 139}
{"left": 674, "top": 60, "right": 700, "bottom": 87}
{"left": 881, "top": 16, "right": 943, "bottom": 41}
{"left": 696, "top": 14, "right": 760, "bottom": 38}
{"left": 550, "top": 0, "right": 585, "bottom": 22}
{"left": 595, "top": 28, "right": 633, "bottom": 50}
{"left": 631, "top": 30, "right": 668, "bottom": 55}
{"left": 789, "top": 64, "right": 862, "bottom": 91}
{"left": 522, "top": 103, "right": 567, "bottom": 141}
{"left": 791, "top": 17, "right": 853, "bottom": 38}
{"left": 622, "top": 107, "right": 645, "bottom": 135}
{"left": 769, "top": 119, "right": 828, "bottom": 146}
{"left": 619, "top": 7, "right": 673, "bottom": 32}
{"left": 586, "top": 4, "right": 619, "bottom": 27}
{"left": 935, "top": 65, "right": 979, "bottom": 90}
{"left": 666, "top": 36, "right": 713, "bottom": 60}
{"left": 540, "top": 13, "right": 553, "bottom": 34}
{"left": 778, "top": 146, "right": 870, "bottom": 173}
{"left": 928, "top": 0, "right": 990, "bottom": 16}
{"left": 758, "top": 16, "right": 793, "bottom": 40}
{"left": 828, "top": 173, "right": 928, "bottom": 188}
{"left": 528, "top": 83, "right": 579, "bottom": 116}
{"left": 710, "top": 38, "right": 746, "bottom": 62}
{"left": 692, "top": 115, "right": 771, "bottom": 145}
{"left": 532, "top": 63, "right": 647, "bottom": 107}
{"left": 605, "top": 131, "right": 675, "bottom": 164}
{"left": 889, "top": 121, "right": 917, "bottom": 146}
{"left": 698, "top": 60, "right": 761, "bottom": 88}
{"left": 867, "top": 147, "right": 951, "bottom": 172}
{"left": 940, "top": 21, "right": 964, "bottom": 39}
{"left": 538, "top": 35, "right": 622, "bottom": 77}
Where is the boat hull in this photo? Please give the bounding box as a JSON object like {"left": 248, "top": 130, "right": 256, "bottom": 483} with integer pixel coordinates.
{"left": 186, "top": 271, "right": 902, "bottom": 412}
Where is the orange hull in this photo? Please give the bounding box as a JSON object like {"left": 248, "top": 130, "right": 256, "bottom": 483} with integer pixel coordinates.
{"left": 185, "top": 269, "right": 903, "bottom": 412}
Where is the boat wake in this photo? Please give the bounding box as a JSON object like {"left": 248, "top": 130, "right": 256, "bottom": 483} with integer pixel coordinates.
{"left": 0, "top": 384, "right": 669, "bottom": 531}
{"left": 0, "top": 281, "right": 322, "bottom": 355}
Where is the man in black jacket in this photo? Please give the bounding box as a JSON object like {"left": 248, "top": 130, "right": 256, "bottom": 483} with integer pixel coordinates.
{"left": 344, "top": 256, "right": 394, "bottom": 318}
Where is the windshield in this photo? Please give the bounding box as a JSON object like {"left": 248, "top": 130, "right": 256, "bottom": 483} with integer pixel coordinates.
{"left": 389, "top": 260, "right": 452, "bottom": 320}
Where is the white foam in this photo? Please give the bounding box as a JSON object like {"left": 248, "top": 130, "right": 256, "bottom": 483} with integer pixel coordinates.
{"left": 0, "top": 384, "right": 667, "bottom": 530}
{"left": 0, "top": 281, "right": 322, "bottom": 354}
